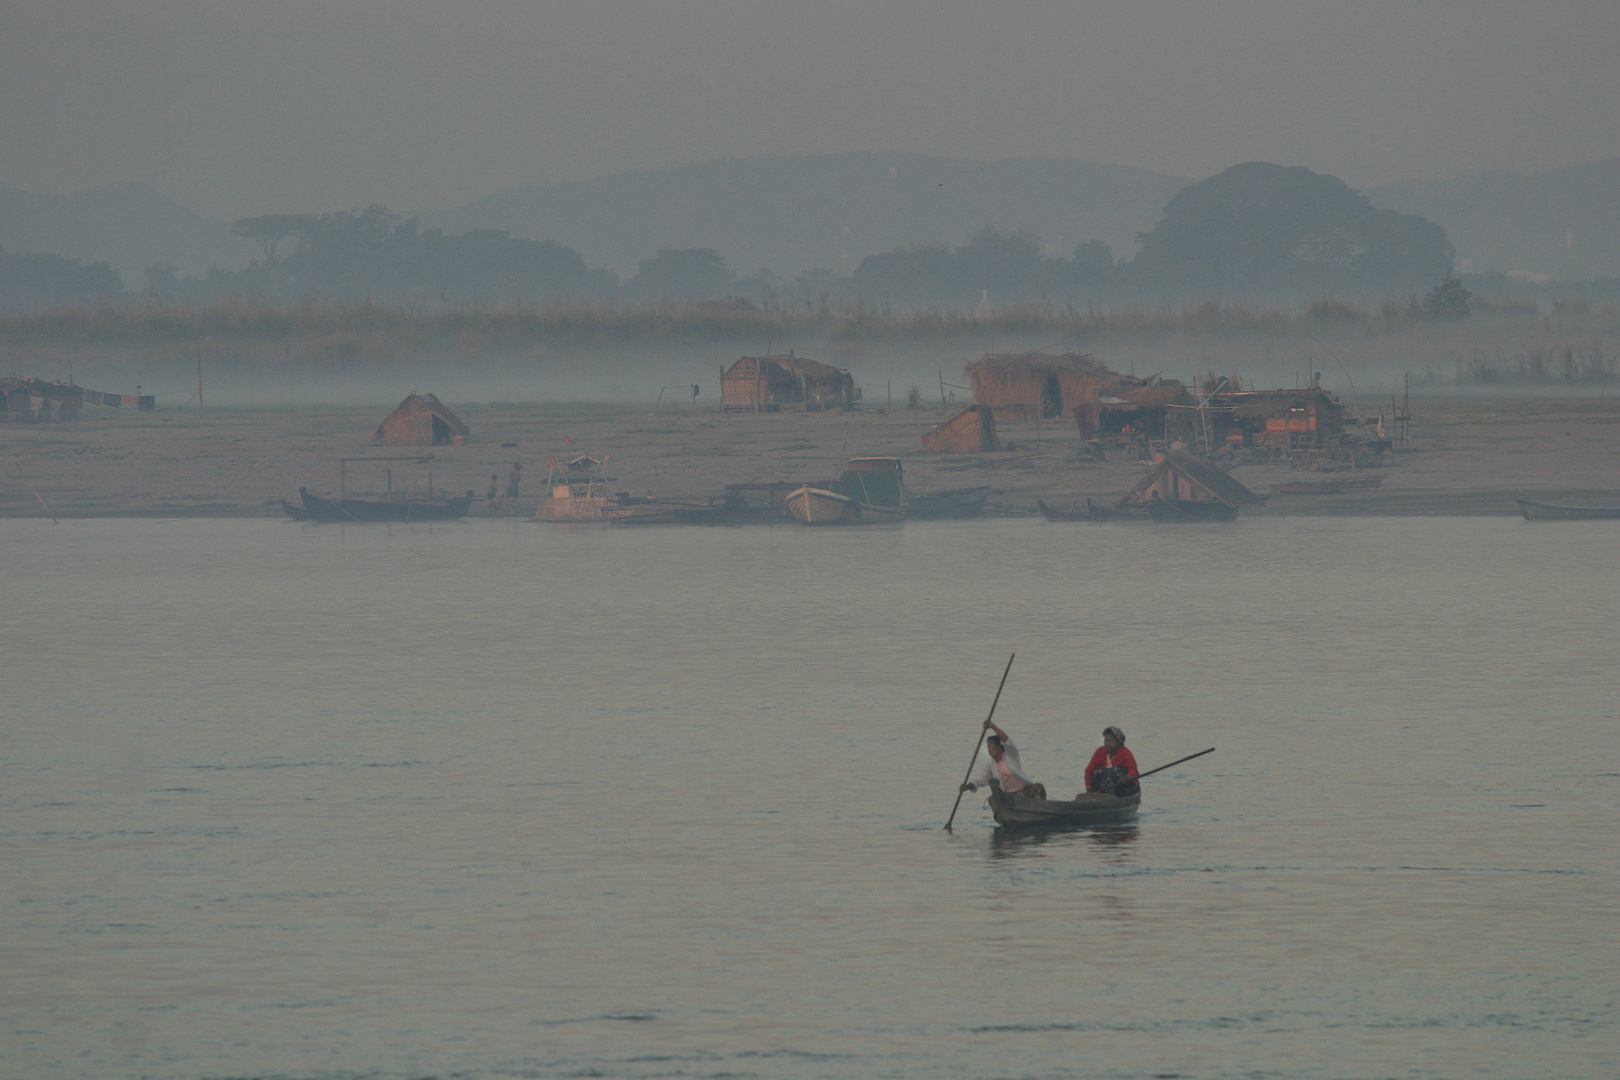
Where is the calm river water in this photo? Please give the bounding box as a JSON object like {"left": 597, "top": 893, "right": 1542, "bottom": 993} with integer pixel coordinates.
{"left": 3, "top": 516, "right": 1616, "bottom": 1080}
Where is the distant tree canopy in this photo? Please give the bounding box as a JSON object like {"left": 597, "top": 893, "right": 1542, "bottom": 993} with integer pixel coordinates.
{"left": 230, "top": 214, "right": 312, "bottom": 263}
{"left": 0, "top": 247, "right": 123, "bottom": 306}
{"left": 625, "top": 247, "right": 735, "bottom": 300}
{"left": 218, "top": 206, "right": 618, "bottom": 303}
{"left": 848, "top": 227, "right": 1111, "bottom": 305}
{"left": 1423, "top": 276, "right": 1472, "bottom": 320}
{"left": 1124, "top": 162, "right": 1455, "bottom": 294}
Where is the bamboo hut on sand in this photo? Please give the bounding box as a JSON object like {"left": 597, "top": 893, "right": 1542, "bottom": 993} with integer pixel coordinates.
{"left": 373, "top": 393, "right": 469, "bottom": 446}
{"left": 1073, "top": 376, "right": 1195, "bottom": 442}
{"left": 719, "top": 353, "right": 857, "bottom": 412}
{"left": 965, "top": 352, "right": 1108, "bottom": 418}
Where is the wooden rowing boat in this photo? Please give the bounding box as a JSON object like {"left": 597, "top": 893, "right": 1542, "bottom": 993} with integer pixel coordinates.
{"left": 986, "top": 782, "right": 1140, "bottom": 829}
{"left": 285, "top": 486, "right": 473, "bottom": 523}
{"left": 1516, "top": 498, "right": 1620, "bottom": 521}
{"left": 785, "top": 485, "right": 859, "bottom": 524}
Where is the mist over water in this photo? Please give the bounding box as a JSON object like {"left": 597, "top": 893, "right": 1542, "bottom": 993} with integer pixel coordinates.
{"left": 4, "top": 515, "right": 1616, "bottom": 1079}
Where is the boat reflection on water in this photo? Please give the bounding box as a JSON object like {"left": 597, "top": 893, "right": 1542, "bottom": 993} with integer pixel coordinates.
{"left": 985, "top": 823, "right": 1139, "bottom": 860}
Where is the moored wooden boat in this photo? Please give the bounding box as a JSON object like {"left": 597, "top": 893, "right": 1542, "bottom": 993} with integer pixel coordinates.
{"left": 287, "top": 486, "right": 472, "bottom": 523}
{"left": 987, "top": 782, "right": 1140, "bottom": 829}
{"left": 1144, "top": 497, "right": 1240, "bottom": 522}
{"left": 1037, "top": 497, "right": 1138, "bottom": 522}
{"left": 786, "top": 485, "right": 859, "bottom": 524}
{"left": 1516, "top": 498, "right": 1620, "bottom": 521}
{"left": 907, "top": 485, "right": 993, "bottom": 519}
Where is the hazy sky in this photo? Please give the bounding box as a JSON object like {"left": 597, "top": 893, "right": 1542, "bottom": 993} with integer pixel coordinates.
{"left": 3, "top": 1, "right": 1615, "bottom": 219}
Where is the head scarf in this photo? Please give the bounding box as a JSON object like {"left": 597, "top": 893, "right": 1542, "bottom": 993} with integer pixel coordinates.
{"left": 1102, "top": 725, "right": 1125, "bottom": 746}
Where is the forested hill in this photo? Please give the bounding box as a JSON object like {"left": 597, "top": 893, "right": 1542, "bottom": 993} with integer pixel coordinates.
{"left": 0, "top": 181, "right": 249, "bottom": 282}
{"left": 1366, "top": 159, "right": 1620, "bottom": 281}
{"left": 424, "top": 153, "right": 1189, "bottom": 279}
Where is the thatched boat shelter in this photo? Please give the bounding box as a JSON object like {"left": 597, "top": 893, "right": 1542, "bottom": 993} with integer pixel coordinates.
{"left": 373, "top": 393, "right": 469, "bottom": 446}
{"left": 1120, "top": 453, "right": 1265, "bottom": 509}
{"left": 719, "top": 353, "right": 856, "bottom": 413}
{"left": 921, "top": 405, "right": 1001, "bottom": 453}
{"left": 965, "top": 352, "right": 1108, "bottom": 418}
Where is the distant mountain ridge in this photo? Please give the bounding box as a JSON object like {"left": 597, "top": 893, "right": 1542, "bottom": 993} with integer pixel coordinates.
{"left": 1, "top": 155, "right": 1615, "bottom": 292}
{"left": 423, "top": 153, "right": 1191, "bottom": 277}
{"left": 1365, "top": 159, "right": 1619, "bottom": 281}
{"left": 0, "top": 181, "right": 252, "bottom": 283}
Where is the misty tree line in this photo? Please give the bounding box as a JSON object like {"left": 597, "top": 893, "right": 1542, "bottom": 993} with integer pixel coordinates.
{"left": 5, "top": 163, "right": 1609, "bottom": 313}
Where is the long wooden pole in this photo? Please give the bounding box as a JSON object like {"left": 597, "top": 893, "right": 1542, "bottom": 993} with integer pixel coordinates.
{"left": 1134, "top": 746, "right": 1215, "bottom": 782}
{"left": 15, "top": 465, "right": 58, "bottom": 523}
{"left": 944, "top": 653, "right": 1015, "bottom": 831}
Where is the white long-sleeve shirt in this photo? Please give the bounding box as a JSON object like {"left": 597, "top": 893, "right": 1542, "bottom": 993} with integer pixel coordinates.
{"left": 971, "top": 738, "right": 1035, "bottom": 793}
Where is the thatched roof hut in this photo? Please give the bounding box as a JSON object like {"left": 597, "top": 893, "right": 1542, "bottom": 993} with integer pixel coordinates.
{"left": 965, "top": 352, "right": 1107, "bottom": 418}
{"left": 373, "top": 393, "right": 469, "bottom": 446}
{"left": 1072, "top": 375, "right": 1194, "bottom": 440}
{"left": 921, "top": 405, "right": 1001, "bottom": 453}
{"left": 719, "top": 353, "right": 856, "bottom": 413}
{"left": 1120, "top": 453, "right": 1265, "bottom": 508}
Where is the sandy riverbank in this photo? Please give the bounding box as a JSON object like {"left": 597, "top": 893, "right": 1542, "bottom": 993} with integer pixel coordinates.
{"left": 2, "top": 396, "right": 1617, "bottom": 519}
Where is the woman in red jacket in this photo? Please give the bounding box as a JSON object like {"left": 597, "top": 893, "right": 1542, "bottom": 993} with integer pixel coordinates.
{"left": 1084, "top": 725, "right": 1139, "bottom": 794}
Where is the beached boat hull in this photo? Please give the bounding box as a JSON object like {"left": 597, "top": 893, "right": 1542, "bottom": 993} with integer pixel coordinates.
{"left": 987, "top": 784, "right": 1141, "bottom": 829}
{"left": 287, "top": 487, "right": 472, "bottom": 523}
{"left": 1517, "top": 498, "right": 1620, "bottom": 521}
{"left": 907, "top": 485, "right": 993, "bottom": 519}
{"left": 1272, "top": 476, "right": 1383, "bottom": 495}
{"left": 786, "top": 485, "right": 859, "bottom": 524}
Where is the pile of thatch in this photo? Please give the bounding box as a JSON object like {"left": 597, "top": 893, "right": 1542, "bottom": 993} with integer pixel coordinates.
{"left": 921, "top": 405, "right": 1001, "bottom": 453}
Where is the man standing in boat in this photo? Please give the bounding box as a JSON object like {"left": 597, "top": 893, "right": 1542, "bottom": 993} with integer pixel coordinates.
{"left": 961, "top": 719, "right": 1047, "bottom": 799}
{"left": 1085, "top": 726, "right": 1139, "bottom": 794}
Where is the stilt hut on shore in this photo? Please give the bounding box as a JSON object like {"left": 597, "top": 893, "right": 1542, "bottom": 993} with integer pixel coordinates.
{"left": 1119, "top": 453, "right": 1265, "bottom": 509}
{"left": 921, "top": 405, "right": 1001, "bottom": 453}
{"left": 719, "top": 353, "right": 857, "bottom": 412}
{"left": 373, "top": 393, "right": 469, "bottom": 446}
{"left": 1206, "top": 388, "right": 1346, "bottom": 449}
{"left": 965, "top": 353, "right": 1108, "bottom": 419}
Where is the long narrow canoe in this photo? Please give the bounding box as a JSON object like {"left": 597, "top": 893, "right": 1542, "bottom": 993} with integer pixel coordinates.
{"left": 287, "top": 486, "right": 473, "bottom": 523}
{"left": 907, "top": 485, "right": 992, "bottom": 520}
{"left": 1037, "top": 497, "right": 1136, "bottom": 522}
{"left": 987, "top": 782, "right": 1140, "bottom": 829}
{"left": 1144, "top": 498, "right": 1240, "bottom": 523}
{"left": 1516, "top": 498, "right": 1620, "bottom": 521}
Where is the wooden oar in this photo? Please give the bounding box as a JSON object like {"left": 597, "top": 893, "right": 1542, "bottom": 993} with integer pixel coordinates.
{"left": 1135, "top": 747, "right": 1215, "bottom": 781}
{"left": 943, "top": 652, "right": 1015, "bottom": 831}
{"left": 1100, "top": 747, "right": 1215, "bottom": 795}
